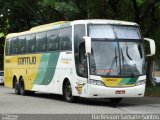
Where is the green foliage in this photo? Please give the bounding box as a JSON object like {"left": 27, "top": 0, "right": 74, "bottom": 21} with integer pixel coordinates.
{"left": 0, "top": 0, "right": 159, "bottom": 57}
{"left": 0, "top": 33, "right": 4, "bottom": 38}
{"left": 43, "top": 0, "right": 79, "bottom": 20}
{"left": 0, "top": 0, "right": 159, "bottom": 84}
{"left": 145, "top": 86, "right": 160, "bottom": 94}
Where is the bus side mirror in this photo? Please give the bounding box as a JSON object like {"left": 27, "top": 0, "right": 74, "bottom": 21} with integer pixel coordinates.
{"left": 84, "top": 36, "right": 91, "bottom": 54}
{"left": 144, "top": 38, "right": 156, "bottom": 57}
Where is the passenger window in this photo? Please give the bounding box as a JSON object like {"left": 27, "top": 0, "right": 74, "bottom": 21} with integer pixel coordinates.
{"left": 59, "top": 27, "right": 72, "bottom": 50}
{"left": 19, "top": 36, "right": 26, "bottom": 54}
{"left": 11, "top": 38, "right": 19, "bottom": 54}
{"left": 36, "top": 32, "right": 47, "bottom": 52}
{"left": 5, "top": 39, "right": 11, "bottom": 55}
{"left": 74, "top": 25, "right": 85, "bottom": 53}
{"left": 47, "top": 30, "right": 59, "bottom": 51}
{"left": 26, "top": 34, "right": 36, "bottom": 53}
{"left": 74, "top": 24, "right": 86, "bottom": 77}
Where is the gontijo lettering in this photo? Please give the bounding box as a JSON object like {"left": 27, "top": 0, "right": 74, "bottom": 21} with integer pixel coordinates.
{"left": 18, "top": 56, "right": 36, "bottom": 65}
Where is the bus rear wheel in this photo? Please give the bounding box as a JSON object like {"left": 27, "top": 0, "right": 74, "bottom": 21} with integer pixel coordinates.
{"left": 19, "top": 79, "right": 25, "bottom": 95}
{"left": 14, "top": 81, "right": 20, "bottom": 95}
{"left": 64, "top": 81, "right": 75, "bottom": 103}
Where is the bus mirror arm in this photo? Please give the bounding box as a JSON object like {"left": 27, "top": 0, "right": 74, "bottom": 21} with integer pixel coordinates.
{"left": 144, "top": 38, "right": 156, "bottom": 57}
{"left": 83, "top": 36, "right": 91, "bottom": 83}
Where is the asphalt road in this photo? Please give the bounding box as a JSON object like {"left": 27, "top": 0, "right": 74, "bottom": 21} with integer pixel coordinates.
{"left": 0, "top": 85, "right": 160, "bottom": 120}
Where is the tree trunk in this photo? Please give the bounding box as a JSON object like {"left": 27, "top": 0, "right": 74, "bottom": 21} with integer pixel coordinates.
{"left": 146, "top": 57, "right": 155, "bottom": 87}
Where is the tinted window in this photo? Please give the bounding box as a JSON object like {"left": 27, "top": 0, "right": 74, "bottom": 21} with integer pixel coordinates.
{"left": 59, "top": 27, "right": 72, "bottom": 50}
{"left": 19, "top": 36, "right": 26, "bottom": 54}
{"left": 5, "top": 39, "right": 11, "bottom": 55}
{"left": 74, "top": 24, "right": 86, "bottom": 77}
{"left": 36, "top": 32, "right": 47, "bottom": 52}
{"left": 11, "top": 38, "right": 19, "bottom": 54}
{"left": 74, "top": 25, "right": 85, "bottom": 53}
{"left": 113, "top": 26, "right": 141, "bottom": 39}
{"left": 47, "top": 30, "right": 59, "bottom": 51}
{"left": 26, "top": 34, "right": 36, "bottom": 53}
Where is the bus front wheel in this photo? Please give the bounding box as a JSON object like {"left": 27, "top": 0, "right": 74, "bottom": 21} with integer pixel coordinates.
{"left": 64, "top": 81, "right": 75, "bottom": 103}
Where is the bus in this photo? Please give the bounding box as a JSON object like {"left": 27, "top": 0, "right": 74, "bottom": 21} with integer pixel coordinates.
{"left": 4, "top": 20, "right": 155, "bottom": 103}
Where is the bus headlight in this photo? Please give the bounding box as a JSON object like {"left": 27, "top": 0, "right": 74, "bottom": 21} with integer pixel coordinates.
{"left": 90, "top": 80, "right": 105, "bottom": 86}
{"left": 135, "top": 80, "right": 146, "bottom": 86}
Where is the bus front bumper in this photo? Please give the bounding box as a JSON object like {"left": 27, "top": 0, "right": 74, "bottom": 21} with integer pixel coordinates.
{"left": 84, "top": 84, "right": 145, "bottom": 98}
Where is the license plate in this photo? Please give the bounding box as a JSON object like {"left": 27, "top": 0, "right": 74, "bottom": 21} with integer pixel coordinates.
{"left": 115, "top": 90, "right": 125, "bottom": 94}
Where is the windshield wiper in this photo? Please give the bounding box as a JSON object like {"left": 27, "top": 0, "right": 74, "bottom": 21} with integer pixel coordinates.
{"left": 125, "top": 42, "right": 139, "bottom": 69}
{"left": 126, "top": 46, "right": 132, "bottom": 60}
{"left": 115, "top": 48, "right": 118, "bottom": 67}
{"left": 121, "top": 48, "right": 135, "bottom": 77}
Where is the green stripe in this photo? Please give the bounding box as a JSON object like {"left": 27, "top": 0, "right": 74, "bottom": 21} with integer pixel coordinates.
{"left": 127, "top": 78, "right": 137, "bottom": 84}
{"left": 120, "top": 78, "right": 137, "bottom": 85}
{"left": 34, "top": 54, "right": 50, "bottom": 85}
{"left": 34, "top": 52, "right": 60, "bottom": 85}
{"left": 42, "top": 52, "right": 60, "bottom": 85}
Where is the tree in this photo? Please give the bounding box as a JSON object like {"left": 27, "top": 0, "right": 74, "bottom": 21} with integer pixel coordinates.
{"left": 0, "top": 0, "right": 160, "bottom": 86}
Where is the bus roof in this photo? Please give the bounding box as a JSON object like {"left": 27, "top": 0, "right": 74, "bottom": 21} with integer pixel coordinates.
{"left": 6, "top": 19, "right": 138, "bottom": 39}
{"left": 6, "top": 21, "right": 70, "bottom": 39}
{"left": 71, "top": 19, "right": 138, "bottom": 26}
{"left": 30, "top": 21, "right": 69, "bottom": 31}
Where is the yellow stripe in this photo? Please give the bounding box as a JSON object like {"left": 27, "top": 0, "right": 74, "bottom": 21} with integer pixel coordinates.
{"left": 4, "top": 54, "right": 42, "bottom": 90}
{"left": 102, "top": 78, "right": 122, "bottom": 87}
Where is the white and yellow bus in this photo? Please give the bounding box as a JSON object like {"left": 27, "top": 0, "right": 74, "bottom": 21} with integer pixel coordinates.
{"left": 4, "top": 20, "right": 155, "bottom": 103}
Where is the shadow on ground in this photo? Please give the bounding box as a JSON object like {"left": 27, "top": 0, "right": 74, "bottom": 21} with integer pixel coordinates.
{"left": 6, "top": 86, "right": 160, "bottom": 108}
{"left": 10, "top": 92, "right": 142, "bottom": 108}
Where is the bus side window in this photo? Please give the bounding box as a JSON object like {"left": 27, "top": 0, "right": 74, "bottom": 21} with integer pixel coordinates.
{"left": 47, "top": 30, "right": 59, "bottom": 51}
{"left": 36, "top": 32, "right": 47, "bottom": 52}
{"left": 59, "top": 27, "right": 72, "bottom": 50}
{"left": 19, "top": 36, "right": 26, "bottom": 54}
{"left": 79, "top": 42, "right": 87, "bottom": 77}
{"left": 11, "top": 38, "right": 19, "bottom": 54}
{"left": 26, "top": 34, "right": 36, "bottom": 53}
{"left": 74, "top": 24, "right": 86, "bottom": 77}
{"left": 5, "top": 39, "right": 10, "bottom": 55}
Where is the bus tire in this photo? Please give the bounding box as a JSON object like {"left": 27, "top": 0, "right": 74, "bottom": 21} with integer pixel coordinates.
{"left": 19, "top": 78, "right": 25, "bottom": 95}
{"left": 14, "top": 81, "right": 20, "bottom": 95}
{"left": 63, "top": 80, "right": 75, "bottom": 103}
{"left": 109, "top": 98, "right": 122, "bottom": 104}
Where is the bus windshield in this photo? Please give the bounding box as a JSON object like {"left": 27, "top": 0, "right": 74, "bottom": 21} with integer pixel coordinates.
{"left": 88, "top": 25, "right": 145, "bottom": 77}
{"left": 89, "top": 25, "right": 141, "bottom": 39}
